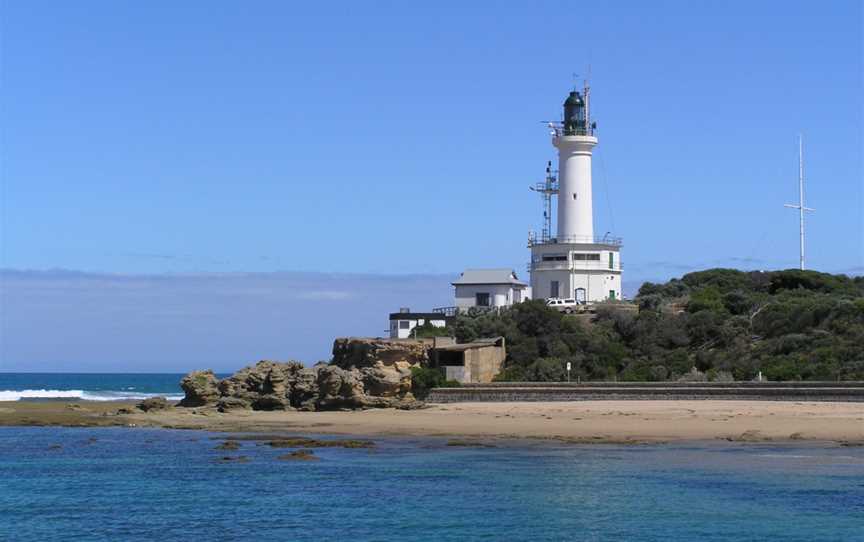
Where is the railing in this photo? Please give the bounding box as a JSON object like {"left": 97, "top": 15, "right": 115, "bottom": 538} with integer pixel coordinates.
{"left": 530, "top": 260, "right": 623, "bottom": 272}
{"left": 548, "top": 122, "right": 595, "bottom": 138}
{"left": 528, "top": 234, "right": 623, "bottom": 247}
{"left": 432, "top": 306, "right": 458, "bottom": 317}
{"left": 433, "top": 306, "right": 505, "bottom": 317}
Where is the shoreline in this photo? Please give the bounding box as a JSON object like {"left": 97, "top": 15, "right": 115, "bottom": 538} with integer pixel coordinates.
{"left": 1, "top": 399, "right": 862, "bottom": 446}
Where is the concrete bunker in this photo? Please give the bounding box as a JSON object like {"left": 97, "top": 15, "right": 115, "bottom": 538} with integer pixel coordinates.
{"left": 431, "top": 337, "right": 506, "bottom": 384}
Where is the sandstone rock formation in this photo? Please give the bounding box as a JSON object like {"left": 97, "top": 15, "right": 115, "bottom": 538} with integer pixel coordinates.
{"left": 178, "top": 338, "right": 429, "bottom": 412}
{"left": 179, "top": 370, "right": 220, "bottom": 406}
{"left": 331, "top": 337, "right": 431, "bottom": 370}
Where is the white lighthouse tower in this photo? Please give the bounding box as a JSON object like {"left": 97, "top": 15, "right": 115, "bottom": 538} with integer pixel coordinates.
{"left": 528, "top": 82, "right": 623, "bottom": 303}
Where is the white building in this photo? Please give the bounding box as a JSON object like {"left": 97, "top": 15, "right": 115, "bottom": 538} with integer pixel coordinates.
{"left": 529, "top": 83, "right": 623, "bottom": 303}
{"left": 388, "top": 309, "right": 447, "bottom": 339}
{"left": 452, "top": 269, "right": 530, "bottom": 310}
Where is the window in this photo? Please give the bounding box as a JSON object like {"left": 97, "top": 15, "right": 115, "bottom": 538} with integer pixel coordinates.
{"left": 542, "top": 254, "right": 567, "bottom": 262}
{"left": 475, "top": 293, "right": 490, "bottom": 307}
{"left": 609, "top": 252, "right": 614, "bottom": 269}
{"left": 573, "top": 253, "right": 601, "bottom": 261}
{"left": 550, "top": 281, "right": 559, "bottom": 298}
{"left": 398, "top": 320, "right": 410, "bottom": 329}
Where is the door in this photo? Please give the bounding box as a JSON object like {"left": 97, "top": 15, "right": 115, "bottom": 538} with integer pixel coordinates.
{"left": 575, "top": 288, "right": 586, "bottom": 304}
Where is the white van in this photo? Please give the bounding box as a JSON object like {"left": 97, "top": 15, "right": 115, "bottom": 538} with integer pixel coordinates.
{"left": 546, "top": 298, "right": 581, "bottom": 314}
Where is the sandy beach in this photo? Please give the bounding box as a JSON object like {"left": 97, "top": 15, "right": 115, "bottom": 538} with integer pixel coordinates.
{"left": 1, "top": 400, "right": 862, "bottom": 444}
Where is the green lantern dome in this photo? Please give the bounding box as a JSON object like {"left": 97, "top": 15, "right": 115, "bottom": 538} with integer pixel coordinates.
{"left": 563, "top": 91, "right": 584, "bottom": 107}
{"left": 563, "top": 91, "right": 588, "bottom": 136}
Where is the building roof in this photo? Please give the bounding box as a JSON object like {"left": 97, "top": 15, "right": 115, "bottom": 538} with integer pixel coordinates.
{"left": 388, "top": 312, "right": 449, "bottom": 321}
{"left": 451, "top": 268, "right": 528, "bottom": 287}
{"left": 433, "top": 337, "right": 505, "bottom": 352}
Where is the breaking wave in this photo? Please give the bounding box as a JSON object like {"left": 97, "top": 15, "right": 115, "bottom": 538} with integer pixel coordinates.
{"left": 0, "top": 389, "right": 184, "bottom": 402}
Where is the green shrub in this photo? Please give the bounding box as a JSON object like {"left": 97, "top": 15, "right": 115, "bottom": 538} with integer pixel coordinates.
{"left": 410, "top": 367, "right": 459, "bottom": 399}
{"left": 409, "top": 321, "right": 452, "bottom": 338}
{"left": 445, "top": 268, "right": 864, "bottom": 382}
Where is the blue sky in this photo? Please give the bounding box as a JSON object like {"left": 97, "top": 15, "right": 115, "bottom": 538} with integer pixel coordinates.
{"left": 1, "top": 1, "right": 862, "bottom": 371}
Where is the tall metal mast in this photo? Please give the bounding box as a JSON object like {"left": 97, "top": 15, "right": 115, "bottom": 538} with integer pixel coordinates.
{"left": 784, "top": 135, "right": 814, "bottom": 270}
{"left": 530, "top": 161, "right": 558, "bottom": 242}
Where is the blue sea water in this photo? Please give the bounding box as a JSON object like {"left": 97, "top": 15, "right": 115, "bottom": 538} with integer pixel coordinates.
{"left": 0, "top": 427, "right": 862, "bottom": 541}
{"left": 0, "top": 373, "right": 200, "bottom": 401}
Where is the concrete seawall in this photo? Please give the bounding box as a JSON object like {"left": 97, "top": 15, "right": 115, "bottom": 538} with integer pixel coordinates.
{"left": 427, "top": 382, "right": 864, "bottom": 403}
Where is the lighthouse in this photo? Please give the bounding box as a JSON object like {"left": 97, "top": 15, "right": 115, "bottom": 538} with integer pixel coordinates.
{"left": 528, "top": 82, "right": 623, "bottom": 303}
{"left": 557, "top": 89, "right": 596, "bottom": 241}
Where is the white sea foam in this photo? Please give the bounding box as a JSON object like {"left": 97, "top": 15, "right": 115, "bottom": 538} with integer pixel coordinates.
{"left": 0, "top": 389, "right": 183, "bottom": 402}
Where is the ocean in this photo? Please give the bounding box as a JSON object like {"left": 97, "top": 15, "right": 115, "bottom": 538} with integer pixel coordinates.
{"left": 0, "top": 428, "right": 862, "bottom": 541}
{"left": 1, "top": 373, "right": 862, "bottom": 540}
{"left": 0, "top": 372, "right": 191, "bottom": 402}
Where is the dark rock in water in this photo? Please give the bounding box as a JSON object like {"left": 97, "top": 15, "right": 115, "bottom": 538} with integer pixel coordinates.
{"left": 265, "top": 438, "right": 318, "bottom": 448}
{"left": 137, "top": 396, "right": 170, "bottom": 412}
{"left": 446, "top": 440, "right": 496, "bottom": 448}
{"left": 179, "top": 370, "right": 220, "bottom": 407}
{"left": 216, "top": 455, "right": 249, "bottom": 463}
{"left": 215, "top": 440, "right": 240, "bottom": 451}
{"left": 278, "top": 450, "right": 318, "bottom": 461}
{"left": 265, "top": 437, "right": 375, "bottom": 449}
{"left": 47, "top": 444, "right": 62, "bottom": 451}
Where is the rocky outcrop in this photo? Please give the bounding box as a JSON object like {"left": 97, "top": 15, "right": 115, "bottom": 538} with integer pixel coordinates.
{"left": 331, "top": 337, "right": 431, "bottom": 370}
{"left": 179, "top": 370, "right": 220, "bottom": 406}
{"left": 360, "top": 363, "right": 413, "bottom": 397}
{"left": 178, "top": 338, "right": 427, "bottom": 412}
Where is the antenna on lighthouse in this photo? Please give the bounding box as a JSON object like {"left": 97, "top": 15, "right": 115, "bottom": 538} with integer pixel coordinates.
{"left": 784, "top": 134, "right": 814, "bottom": 270}
{"left": 583, "top": 82, "right": 590, "bottom": 129}
{"left": 584, "top": 66, "right": 591, "bottom": 128}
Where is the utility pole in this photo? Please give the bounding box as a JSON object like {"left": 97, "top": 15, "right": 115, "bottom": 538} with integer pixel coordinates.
{"left": 784, "top": 135, "right": 814, "bottom": 270}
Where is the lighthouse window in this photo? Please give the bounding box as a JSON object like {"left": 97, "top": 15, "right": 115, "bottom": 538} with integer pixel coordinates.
{"left": 573, "top": 253, "right": 600, "bottom": 261}
{"left": 542, "top": 254, "right": 567, "bottom": 262}
{"left": 572, "top": 193, "right": 577, "bottom": 200}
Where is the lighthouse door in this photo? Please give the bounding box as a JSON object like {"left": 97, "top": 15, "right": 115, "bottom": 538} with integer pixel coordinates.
{"left": 574, "top": 288, "right": 586, "bottom": 305}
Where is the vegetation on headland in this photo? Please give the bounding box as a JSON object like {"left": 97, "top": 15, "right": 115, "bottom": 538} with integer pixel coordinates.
{"left": 450, "top": 269, "right": 864, "bottom": 382}
{"left": 410, "top": 367, "right": 460, "bottom": 399}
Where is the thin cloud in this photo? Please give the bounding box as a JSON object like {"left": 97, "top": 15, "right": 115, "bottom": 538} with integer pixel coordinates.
{"left": 0, "top": 269, "right": 452, "bottom": 372}
{"left": 295, "top": 290, "right": 354, "bottom": 301}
